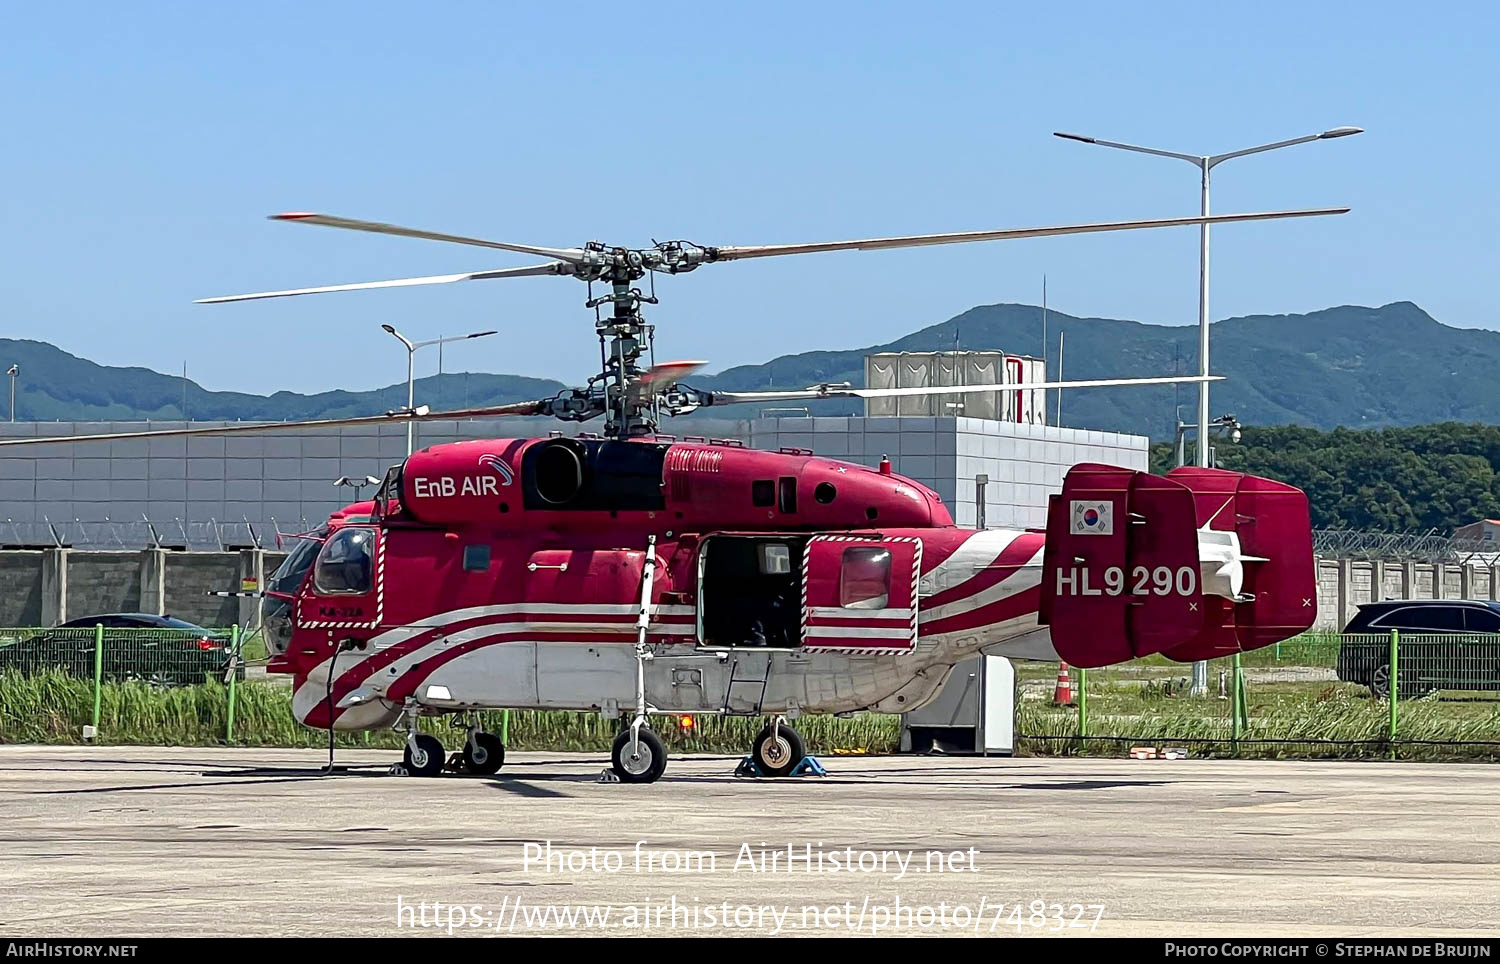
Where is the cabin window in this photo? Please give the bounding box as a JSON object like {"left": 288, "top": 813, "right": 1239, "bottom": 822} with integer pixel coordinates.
{"left": 778, "top": 477, "right": 797, "bottom": 513}
{"left": 463, "top": 544, "right": 491, "bottom": 572}
{"left": 752, "top": 479, "right": 775, "bottom": 507}
{"left": 313, "top": 527, "right": 375, "bottom": 595}
{"left": 759, "top": 543, "right": 792, "bottom": 575}
{"left": 840, "top": 546, "right": 890, "bottom": 610}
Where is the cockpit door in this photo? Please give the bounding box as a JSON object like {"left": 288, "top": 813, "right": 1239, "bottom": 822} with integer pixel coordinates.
{"left": 801, "top": 535, "right": 921, "bottom": 654}
{"left": 296, "top": 525, "right": 384, "bottom": 630}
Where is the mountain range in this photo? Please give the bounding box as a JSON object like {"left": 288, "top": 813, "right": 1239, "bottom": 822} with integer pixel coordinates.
{"left": 3, "top": 301, "right": 1492, "bottom": 440}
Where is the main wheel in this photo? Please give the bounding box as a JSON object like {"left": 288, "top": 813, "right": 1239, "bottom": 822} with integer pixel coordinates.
{"left": 611, "top": 727, "right": 667, "bottom": 784}
{"left": 463, "top": 732, "right": 505, "bottom": 775}
{"left": 751, "top": 722, "right": 805, "bottom": 778}
{"left": 403, "top": 733, "right": 446, "bottom": 777}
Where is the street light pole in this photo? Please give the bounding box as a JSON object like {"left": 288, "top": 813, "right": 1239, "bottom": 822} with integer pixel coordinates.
{"left": 1175, "top": 412, "right": 1244, "bottom": 695}
{"left": 1056, "top": 125, "right": 1358, "bottom": 698}
{"left": 6, "top": 365, "right": 17, "bottom": 423}
{"left": 382, "top": 325, "right": 499, "bottom": 456}
{"left": 1053, "top": 126, "right": 1361, "bottom": 467}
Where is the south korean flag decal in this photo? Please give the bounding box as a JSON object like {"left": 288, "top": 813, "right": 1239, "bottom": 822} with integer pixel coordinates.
{"left": 1070, "top": 500, "right": 1114, "bottom": 536}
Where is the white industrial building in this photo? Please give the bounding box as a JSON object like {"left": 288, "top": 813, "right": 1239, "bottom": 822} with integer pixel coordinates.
{"left": 0, "top": 415, "right": 1147, "bottom": 547}
{"left": 0, "top": 352, "right": 1147, "bottom": 547}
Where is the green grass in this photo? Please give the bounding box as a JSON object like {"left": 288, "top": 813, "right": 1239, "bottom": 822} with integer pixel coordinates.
{"left": 5, "top": 629, "right": 1499, "bottom": 762}
{"left": 1018, "top": 648, "right": 1500, "bottom": 760}
{"left": 0, "top": 670, "right": 900, "bottom": 753}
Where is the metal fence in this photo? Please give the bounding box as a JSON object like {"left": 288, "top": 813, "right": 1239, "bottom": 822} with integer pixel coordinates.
{"left": 1314, "top": 528, "right": 1500, "bottom": 566}
{"left": 1017, "top": 632, "right": 1500, "bottom": 758}
{"left": 0, "top": 518, "right": 310, "bottom": 550}
{"left": 6, "top": 624, "right": 1500, "bottom": 758}
{"left": 0, "top": 625, "right": 248, "bottom": 741}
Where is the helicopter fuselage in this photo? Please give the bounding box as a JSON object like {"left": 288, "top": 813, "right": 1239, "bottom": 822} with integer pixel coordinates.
{"left": 267, "top": 437, "right": 1055, "bottom": 731}
{"left": 265, "top": 434, "right": 1316, "bottom": 735}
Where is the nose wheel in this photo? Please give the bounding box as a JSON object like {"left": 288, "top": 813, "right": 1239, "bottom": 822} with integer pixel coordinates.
{"left": 462, "top": 730, "right": 506, "bottom": 775}
{"left": 403, "top": 733, "right": 446, "bottom": 777}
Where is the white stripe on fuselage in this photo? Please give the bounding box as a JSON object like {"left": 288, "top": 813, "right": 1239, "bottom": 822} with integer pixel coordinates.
{"left": 917, "top": 529, "right": 1023, "bottom": 597}
{"left": 292, "top": 604, "right": 694, "bottom": 710}
{"left": 921, "top": 548, "right": 1044, "bottom": 624}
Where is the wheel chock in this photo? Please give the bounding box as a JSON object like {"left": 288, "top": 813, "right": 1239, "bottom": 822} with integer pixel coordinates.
{"left": 387, "top": 763, "right": 410, "bottom": 777}
{"left": 598, "top": 768, "right": 621, "bottom": 784}
{"left": 734, "top": 755, "right": 828, "bottom": 778}
{"left": 789, "top": 756, "right": 827, "bottom": 777}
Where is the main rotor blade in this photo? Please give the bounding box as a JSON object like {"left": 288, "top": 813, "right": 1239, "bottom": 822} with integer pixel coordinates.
{"left": 271, "top": 212, "right": 589, "bottom": 263}
{"left": 638, "top": 360, "right": 709, "bottom": 389}
{"left": 195, "top": 261, "right": 573, "bottom": 304}
{"left": 710, "top": 374, "right": 1224, "bottom": 405}
{"left": 710, "top": 209, "right": 1348, "bottom": 262}
{"left": 0, "top": 401, "right": 550, "bottom": 449}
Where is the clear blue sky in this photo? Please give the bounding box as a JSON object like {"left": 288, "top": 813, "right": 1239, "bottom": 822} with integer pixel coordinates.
{"left": 1, "top": 1, "right": 1494, "bottom": 394}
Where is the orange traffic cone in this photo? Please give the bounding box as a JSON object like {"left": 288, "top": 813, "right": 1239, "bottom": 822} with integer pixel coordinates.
{"left": 1052, "top": 662, "right": 1076, "bottom": 707}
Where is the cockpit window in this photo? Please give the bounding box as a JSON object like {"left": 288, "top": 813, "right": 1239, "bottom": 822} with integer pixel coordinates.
{"left": 266, "top": 526, "right": 327, "bottom": 596}
{"left": 313, "top": 527, "right": 376, "bottom": 595}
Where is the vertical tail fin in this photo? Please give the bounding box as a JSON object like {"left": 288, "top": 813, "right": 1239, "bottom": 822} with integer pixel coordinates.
{"left": 1040, "top": 463, "right": 1318, "bottom": 667}
{"left": 1040, "top": 464, "right": 1204, "bottom": 667}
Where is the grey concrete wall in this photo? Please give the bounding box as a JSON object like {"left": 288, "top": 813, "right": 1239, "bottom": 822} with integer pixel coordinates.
{"left": 163, "top": 554, "right": 241, "bottom": 626}
{"left": 65, "top": 552, "right": 141, "bottom": 622}
{"left": 0, "top": 551, "right": 44, "bottom": 626}
{"left": 1317, "top": 561, "right": 1341, "bottom": 628}
{"left": 1308, "top": 559, "right": 1500, "bottom": 631}
{"left": 0, "top": 549, "right": 263, "bottom": 627}
{"left": 1381, "top": 565, "right": 1406, "bottom": 602}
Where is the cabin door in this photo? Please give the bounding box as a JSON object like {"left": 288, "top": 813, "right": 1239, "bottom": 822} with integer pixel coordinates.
{"left": 801, "top": 535, "right": 921, "bottom": 655}
{"left": 696, "top": 535, "right": 807, "bottom": 650}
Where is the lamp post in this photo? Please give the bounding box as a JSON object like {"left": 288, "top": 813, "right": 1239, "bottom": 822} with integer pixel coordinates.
{"left": 1053, "top": 126, "right": 1361, "bottom": 467}
{"left": 333, "top": 475, "right": 383, "bottom": 500}
{"left": 382, "top": 325, "right": 498, "bottom": 455}
{"left": 6, "top": 365, "right": 16, "bottom": 422}
{"left": 1173, "top": 412, "right": 1243, "bottom": 696}
{"left": 1175, "top": 412, "right": 1242, "bottom": 469}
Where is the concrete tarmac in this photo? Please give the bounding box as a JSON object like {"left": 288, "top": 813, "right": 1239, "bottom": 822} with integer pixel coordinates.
{"left": 1, "top": 746, "right": 1498, "bottom": 938}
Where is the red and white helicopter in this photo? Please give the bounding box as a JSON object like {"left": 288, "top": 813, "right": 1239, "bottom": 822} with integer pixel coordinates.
{"left": 10, "top": 205, "right": 1340, "bottom": 781}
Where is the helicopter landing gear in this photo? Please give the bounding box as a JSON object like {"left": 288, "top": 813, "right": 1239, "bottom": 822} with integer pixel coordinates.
{"left": 403, "top": 733, "right": 445, "bottom": 778}
{"left": 611, "top": 721, "right": 667, "bottom": 784}
{"left": 750, "top": 718, "right": 806, "bottom": 778}
{"left": 396, "top": 701, "right": 445, "bottom": 777}
{"left": 605, "top": 533, "right": 668, "bottom": 784}
{"left": 460, "top": 725, "right": 505, "bottom": 776}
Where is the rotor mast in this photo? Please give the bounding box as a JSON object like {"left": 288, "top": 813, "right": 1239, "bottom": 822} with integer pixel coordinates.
{"left": 588, "top": 264, "right": 656, "bottom": 438}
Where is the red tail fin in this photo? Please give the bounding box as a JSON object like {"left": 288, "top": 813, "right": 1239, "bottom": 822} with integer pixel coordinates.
{"left": 1039, "top": 463, "right": 1203, "bottom": 667}
{"left": 1162, "top": 467, "right": 1317, "bottom": 659}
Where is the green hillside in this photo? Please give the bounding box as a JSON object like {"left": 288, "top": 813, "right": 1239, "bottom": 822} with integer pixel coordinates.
{"left": 1, "top": 301, "right": 1493, "bottom": 440}
{"left": 686, "top": 301, "right": 1495, "bottom": 439}
{"left": 0, "top": 338, "right": 566, "bottom": 423}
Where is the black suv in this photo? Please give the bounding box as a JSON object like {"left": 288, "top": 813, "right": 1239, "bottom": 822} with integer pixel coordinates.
{"left": 1337, "top": 600, "right": 1500, "bottom": 697}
